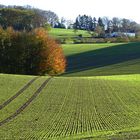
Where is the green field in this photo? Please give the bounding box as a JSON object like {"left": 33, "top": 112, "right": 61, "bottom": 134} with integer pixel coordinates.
{"left": 62, "top": 42, "right": 140, "bottom": 76}
{"left": 0, "top": 74, "right": 33, "bottom": 103}
{"left": 49, "top": 28, "right": 91, "bottom": 39}
{"left": 0, "top": 42, "right": 140, "bottom": 139}
{"left": 0, "top": 74, "right": 140, "bottom": 139}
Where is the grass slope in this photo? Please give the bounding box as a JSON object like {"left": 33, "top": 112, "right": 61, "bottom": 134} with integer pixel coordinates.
{"left": 0, "top": 74, "right": 140, "bottom": 139}
{"left": 0, "top": 76, "right": 48, "bottom": 121}
{"left": 0, "top": 74, "right": 33, "bottom": 103}
{"left": 49, "top": 28, "right": 91, "bottom": 39}
{"left": 62, "top": 42, "right": 140, "bottom": 76}
{"left": 1, "top": 40, "right": 140, "bottom": 139}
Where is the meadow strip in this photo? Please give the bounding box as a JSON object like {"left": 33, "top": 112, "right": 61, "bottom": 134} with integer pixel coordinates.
{"left": 1, "top": 76, "right": 140, "bottom": 139}
{"left": 0, "top": 77, "right": 52, "bottom": 127}
{"left": 0, "top": 77, "right": 38, "bottom": 110}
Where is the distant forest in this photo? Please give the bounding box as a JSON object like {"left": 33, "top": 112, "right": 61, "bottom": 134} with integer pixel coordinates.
{"left": 0, "top": 4, "right": 140, "bottom": 36}
{"left": 0, "top": 4, "right": 59, "bottom": 30}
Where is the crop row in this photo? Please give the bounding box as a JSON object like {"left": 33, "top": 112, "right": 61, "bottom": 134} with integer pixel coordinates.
{"left": 0, "top": 76, "right": 50, "bottom": 125}
{"left": 0, "top": 76, "right": 140, "bottom": 139}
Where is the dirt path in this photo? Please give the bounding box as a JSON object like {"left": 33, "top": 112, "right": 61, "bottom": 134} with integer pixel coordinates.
{"left": 0, "top": 77, "right": 52, "bottom": 127}
{"left": 0, "top": 77, "right": 39, "bottom": 110}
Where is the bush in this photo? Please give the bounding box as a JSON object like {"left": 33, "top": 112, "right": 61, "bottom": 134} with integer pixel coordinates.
{"left": 116, "top": 37, "right": 130, "bottom": 43}
{"left": 0, "top": 27, "right": 66, "bottom": 75}
{"left": 34, "top": 28, "right": 66, "bottom": 75}
{"left": 105, "top": 38, "right": 117, "bottom": 43}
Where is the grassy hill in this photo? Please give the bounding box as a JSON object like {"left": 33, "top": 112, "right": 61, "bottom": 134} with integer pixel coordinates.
{"left": 62, "top": 42, "right": 140, "bottom": 76}
{"left": 0, "top": 74, "right": 140, "bottom": 139}
{"left": 49, "top": 28, "right": 91, "bottom": 39}
{"left": 1, "top": 33, "right": 140, "bottom": 139}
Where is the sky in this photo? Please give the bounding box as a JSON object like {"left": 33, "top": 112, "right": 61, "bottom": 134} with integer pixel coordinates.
{"left": 0, "top": 0, "right": 139, "bottom": 23}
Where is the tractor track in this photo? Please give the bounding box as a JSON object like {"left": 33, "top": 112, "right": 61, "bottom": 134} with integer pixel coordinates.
{"left": 0, "top": 77, "right": 39, "bottom": 110}
{"left": 0, "top": 77, "right": 52, "bottom": 127}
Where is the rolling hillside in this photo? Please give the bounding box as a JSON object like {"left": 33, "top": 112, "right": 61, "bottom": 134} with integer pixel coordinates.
{"left": 49, "top": 28, "right": 91, "bottom": 39}
{"left": 0, "top": 36, "right": 140, "bottom": 139}
{"left": 62, "top": 42, "right": 140, "bottom": 76}
{"left": 0, "top": 0, "right": 140, "bottom": 139}
{"left": 0, "top": 74, "right": 140, "bottom": 139}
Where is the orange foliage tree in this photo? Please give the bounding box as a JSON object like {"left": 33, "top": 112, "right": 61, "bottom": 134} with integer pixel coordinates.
{"left": 34, "top": 28, "right": 66, "bottom": 75}
{"left": 0, "top": 27, "right": 66, "bottom": 75}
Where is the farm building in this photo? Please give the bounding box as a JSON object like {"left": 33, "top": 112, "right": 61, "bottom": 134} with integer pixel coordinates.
{"left": 110, "top": 32, "right": 136, "bottom": 37}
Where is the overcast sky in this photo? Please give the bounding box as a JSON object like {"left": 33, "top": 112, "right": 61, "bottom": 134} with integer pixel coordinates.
{"left": 0, "top": 0, "right": 139, "bottom": 23}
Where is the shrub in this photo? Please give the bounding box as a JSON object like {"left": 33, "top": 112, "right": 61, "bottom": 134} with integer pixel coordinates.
{"left": 0, "top": 27, "right": 66, "bottom": 75}
{"left": 116, "top": 37, "right": 130, "bottom": 43}
{"left": 34, "top": 28, "right": 66, "bottom": 75}
{"left": 105, "top": 38, "right": 117, "bottom": 43}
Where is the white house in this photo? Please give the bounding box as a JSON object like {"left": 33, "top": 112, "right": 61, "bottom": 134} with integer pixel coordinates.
{"left": 110, "top": 32, "right": 135, "bottom": 37}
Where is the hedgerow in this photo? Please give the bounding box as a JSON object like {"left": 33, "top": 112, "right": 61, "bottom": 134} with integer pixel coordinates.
{"left": 0, "top": 27, "right": 66, "bottom": 75}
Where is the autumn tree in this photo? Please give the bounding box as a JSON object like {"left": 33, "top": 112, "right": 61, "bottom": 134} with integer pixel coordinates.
{"left": 34, "top": 28, "right": 66, "bottom": 75}
{"left": 0, "top": 27, "right": 66, "bottom": 75}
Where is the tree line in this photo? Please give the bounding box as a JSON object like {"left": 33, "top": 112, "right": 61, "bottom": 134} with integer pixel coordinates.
{"left": 0, "top": 4, "right": 72, "bottom": 31}
{"left": 73, "top": 15, "right": 140, "bottom": 37}
{"left": 0, "top": 27, "right": 66, "bottom": 75}
{"left": 0, "top": 4, "right": 140, "bottom": 36}
{"left": 0, "top": 4, "right": 59, "bottom": 31}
